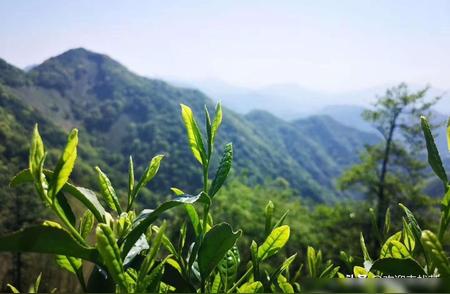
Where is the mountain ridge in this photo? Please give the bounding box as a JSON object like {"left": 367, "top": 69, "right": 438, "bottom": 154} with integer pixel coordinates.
{"left": 0, "top": 48, "right": 380, "bottom": 202}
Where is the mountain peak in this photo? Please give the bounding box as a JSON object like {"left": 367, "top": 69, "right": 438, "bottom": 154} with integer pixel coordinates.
{"left": 29, "top": 47, "right": 130, "bottom": 92}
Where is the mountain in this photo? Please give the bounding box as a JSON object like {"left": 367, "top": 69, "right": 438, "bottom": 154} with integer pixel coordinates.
{"left": 0, "top": 48, "right": 380, "bottom": 203}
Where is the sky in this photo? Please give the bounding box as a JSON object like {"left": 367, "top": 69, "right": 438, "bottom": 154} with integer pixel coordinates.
{"left": 1, "top": 0, "right": 450, "bottom": 95}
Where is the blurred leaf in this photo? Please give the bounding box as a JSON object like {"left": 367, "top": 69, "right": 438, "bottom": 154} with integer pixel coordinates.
{"left": 421, "top": 230, "right": 450, "bottom": 277}
{"left": 421, "top": 116, "right": 448, "bottom": 187}
{"left": 0, "top": 224, "right": 99, "bottom": 263}
{"left": 238, "top": 281, "right": 263, "bottom": 293}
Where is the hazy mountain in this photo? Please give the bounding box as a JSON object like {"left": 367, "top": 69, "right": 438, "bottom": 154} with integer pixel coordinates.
{"left": 180, "top": 78, "right": 450, "bottom": 121}
{"left": 0, "top": 48, "right": 380, "bottom": 203}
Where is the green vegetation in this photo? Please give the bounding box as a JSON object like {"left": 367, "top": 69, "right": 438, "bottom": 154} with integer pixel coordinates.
{"left": 0, "top": 48, "right": 378, "bottom": 202}
{"left": 1, "top": 103, "right": 449, "bottom": 292}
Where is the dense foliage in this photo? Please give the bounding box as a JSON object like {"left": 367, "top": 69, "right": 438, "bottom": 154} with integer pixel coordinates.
{"left": 0, "top": 48, "right": 379, "bottom": 202}
{"left": 1, "top": 103, "right": 449, "bottom": 292}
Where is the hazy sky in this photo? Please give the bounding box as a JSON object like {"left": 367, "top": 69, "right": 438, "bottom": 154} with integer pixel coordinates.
{"left": 1, "top": 0, "right": 450, "bottom": 93}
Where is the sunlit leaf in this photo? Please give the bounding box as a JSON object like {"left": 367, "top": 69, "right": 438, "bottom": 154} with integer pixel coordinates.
{"left": 258, "top": 225, "right": 290, "bottom": 261}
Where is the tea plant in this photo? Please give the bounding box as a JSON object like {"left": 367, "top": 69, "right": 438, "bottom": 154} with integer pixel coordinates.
{"left": 0, "top": 103, "right": 304, "bottom": 293}
{"left": 346, "top": 116, "right": 450, "bottom": 279}
{"left": 1, "top": 101, "right": 448, "bottom": 292}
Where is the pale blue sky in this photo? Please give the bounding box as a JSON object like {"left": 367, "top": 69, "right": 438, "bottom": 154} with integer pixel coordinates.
{"left": 1, "top": 0, "right": 450, "bottom": 93}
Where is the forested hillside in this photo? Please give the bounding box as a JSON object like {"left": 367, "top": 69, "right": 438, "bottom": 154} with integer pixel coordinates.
{"left": 0, "top": 48, "right": 379, "bottom": 202}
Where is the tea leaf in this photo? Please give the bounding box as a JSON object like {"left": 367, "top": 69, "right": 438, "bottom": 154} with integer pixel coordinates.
{"left": 128, "top": 156, "right": 134, "bottom": 203}
{"left": 96, "top": 166, "right": 122, "bottom": 214}
{"left": 49, "top": 129, "right": 78, "bottom": 199}
{"left": 79, "top": 210, "right": 95, "bottom": 239}
{"left": 181, "top": 104, "right": 207, "bottom": 165}
{"left": 211, "top": 103, "right": 222, "bottom": 146}
{"left": 130, "top": 154, "right": 164, "bottom": 207}
{"left": 185, "top": 204, "right": 201, "bottom": 236}
{"left": 360, "top": 233, "right": 372, "bottom": 263}
{"left": 258, "top": 225, "right": 290, "bottom": 261}
{"left": 238, "top": 281, "right": 262, "bottom": 293}
{"left": 56, "top": 255, "right": 82, "bottom": 274}
{"left": 218, "top": 245, "right": 240, "bottom": 289}
{"left": 209, "top": 143, "right": 233, "bottom": 198}
{"left": 96, "top": 224, "right": 128, "bottom": 292}
{"left": 0, "top": 224, "right": 99, "bottom": 263}
{"left": 265, "top": 201, "right": 274, "bottom": 236}
{"left": 198, "top": 223, "right": 242, "bottom": 281}
{"left": 421, "top": 230, "right": 450, "bottom": 277}
{"left": 421, "top": 116, "right": 448, "bottom": 187}
{"left": 29, "top": 124, "right": 45, "bottom": 180}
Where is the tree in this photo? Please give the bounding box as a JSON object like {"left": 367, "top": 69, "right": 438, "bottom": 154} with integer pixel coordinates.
{"left": 339, "top": 83, "right": 441, "bottom": 243}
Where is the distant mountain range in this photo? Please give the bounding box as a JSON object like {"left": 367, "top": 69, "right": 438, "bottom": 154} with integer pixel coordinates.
{"left": 0, "top": 48, "right": 386, "bottom": 203}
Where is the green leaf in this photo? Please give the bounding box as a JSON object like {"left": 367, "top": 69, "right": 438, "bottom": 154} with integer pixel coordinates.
{"left": 401, "top": 218, "right": 416, "bottom": 253}
{"left": 56, "top": 255, "right": 82, "bottom": 274}
{"left": 421, "top": 230, "right": 450, "bottom": 277}
{"left": 96, "top": 224, "right": 128, "bottom": 292}
{"left": 198, "top": 223, "right": 242, "bottom": 281}
{"left": 6, "top": 283, "right": 20, "bottom": 293}
{"left": 130, "top": 154, "right": 164, "bottom": 207}
{"left": 370, "top": 258, "right": 426, "bottom": 276}
{"left": 0, "top": 224, "right": 99, "bottom": 263}
{"left": 96, "top": 166, "right": 122, "bottom": 214}
{"left": 209, "top": 143, "right": 233, "bottom": 197}
{"left": 265, "top": 201, "right": 274, "bottom": 236}
{"left": 79, "top": 210, "right": 95, "bottom": 239}
{"left": 273, "top": 210, "right": 289, "bottom": 229}
{"left": 137, "top": 257, "right": 169, "bottom": 293}
{"left": 211, "top": 103, "right": 222, "bottom": 146}
{"left": 270, "top": 253, "right": 297, "bottom": 282}
{"left": 421, "top": 116, "right": 448, "bottom": 187}
{"left": 360, "top": 233, "right": 372, "bottom": 263}
{"left": 170, "top": 187, "right": 185, "bottom": 195}
{"left": 120, "top": 193, "right": 201, "bottom": 258}
{"left": 399, "top": 204, "right": 422, "bottom": 245}
{"left": 49, "top": 129, "right": 78, "bottom": 199}
{"left": 10, "top": 168, "right": 107, "bottom": 223}
{"left": 205, "top": 105, "right": 213, "bottom": 157}
{"left": 180, "top": 104, "right": 207, "bottom": 165}
{"left": 29, "top": 124, "right": 45, "bottom": 180}
{"left": 257, "top": 225, "right": 290, "bottom": 261}
{"left": 30, "top": 273, "right": 42, "bottom": 293}
{"left": 218, "top": 245, "right": 240, "bottom": 290}
{"left": 138, "top": 222, "right": 166, "bottom": 283}
{"left": 185, "top": 204, "right": 201, "bottom": 237}
{"left": 54, "top": 192, "right": 76, "bottom": 226}
{"left": 353, "top": 266, "right": 374, "bottom": 278}
{"left": 307, "top": 246, "right": 318, "bottom": 277}
{"left": 211, "top": 273, "right": 221, "bottom": 294}
{"left": 128, "top": 155, "right": 135, "bottom": 204}
{"left": 238, "top": 281, "right": 263, "bottom": 293}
